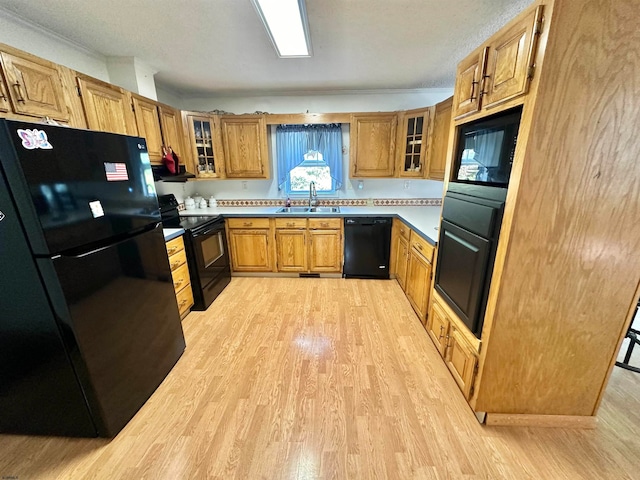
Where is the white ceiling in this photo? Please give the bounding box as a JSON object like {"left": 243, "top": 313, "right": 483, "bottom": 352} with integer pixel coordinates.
{"left": 0, "top": 0, "right": 531, "bottom": 96}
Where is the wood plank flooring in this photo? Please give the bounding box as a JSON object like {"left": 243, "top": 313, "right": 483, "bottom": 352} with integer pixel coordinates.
{"left": 1, "top": 278, "right": 639, "bottom": 479}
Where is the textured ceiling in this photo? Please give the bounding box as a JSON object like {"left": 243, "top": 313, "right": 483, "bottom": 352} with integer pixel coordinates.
{"left": 0, "top": 0, "right": 531, "bottom": 95}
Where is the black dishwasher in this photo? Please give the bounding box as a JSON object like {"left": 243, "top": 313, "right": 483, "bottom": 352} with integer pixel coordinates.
{"left": 343, "top": 217, "right": 392, "bottom": 279}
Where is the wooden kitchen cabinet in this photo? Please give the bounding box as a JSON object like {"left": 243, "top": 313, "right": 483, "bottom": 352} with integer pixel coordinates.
{"left": 405, "top": 231, "right": 433, "bottom": 323}
{"left": 165, "top": 235, "right": 194, "bottom": 318}
{"left": 158, "top": 104, "right": 189, "bottom": 166}
{"left": 227, "top": 218, "right": 274, "bottom": 272}
{"left": 184, "top": 112, "right": 225, "bottom": 178}
{"left": 452, "top": 7, "right": 542, "bottom": 120}
{"left": 308, "top": 218, "right": 343, "bottom": 273}
{"left": 132, "top": 94, "right": 164, "bottom": 164}
{"left": 397, "top": 108, "right": 431, "bottom": 177}
{"left": 0, "top": 49, "right": 69, "bottom": 121}
{"left": 394, "top": 220, "right": 411, "bottom": 290}
{"left": 350, "top": 113, "right": 397, "bottom": 177}
{"left": 427, "top": 293, "right": 480, "bottom": 400}
{"left": 275, "top": 218, "right": 308, "bottom": 272}
{"left": 0, "top": 74, "right": 10, "bottom": 113}
{"left": 273, "top": 218, "right": 342, "bottom": 274}
{"left": 77, "top": 75, "right": 137, "bottom": 135}
{"left": 220, "top": 115, "right": 269, "bottom": 178}
{"left": 425, "top": 97, "right": 453, "bottom": 180}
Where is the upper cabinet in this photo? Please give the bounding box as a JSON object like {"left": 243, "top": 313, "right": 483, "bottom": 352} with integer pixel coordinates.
{"left": 220, "top": 115, "right": 269, "bottom": 179}
{"left": 452, "top": 6, "right": 543, "bottom": 120}
{"left": 350, "top": 112, "right": 397, "bottom": 177}
{"left": 184, "top": 112, "right": 225, "bottom": 178}
{"left": 132, "top": 94, "right": 164, "bottom": 164}
{"left": 0, "top": 75, "right": 9, "bottom": 113}
{"left": 397, "top": 108, "right": 431, "bottom": 178}
{"left": 158, "top": 105, "right": 189, "bottom": 166}
{"left": 0, "top": 49, "right": 68, "bottom": 121}
{"left": 425, "top": 96, "right": 453, "bottom": 180}
{"left": 76, "top": 75, "right": 137, "bottom": 135}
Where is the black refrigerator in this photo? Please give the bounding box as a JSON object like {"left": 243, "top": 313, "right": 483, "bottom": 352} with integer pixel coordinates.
{"left": 0, "top": 120, "right": 186, "bottom": 437}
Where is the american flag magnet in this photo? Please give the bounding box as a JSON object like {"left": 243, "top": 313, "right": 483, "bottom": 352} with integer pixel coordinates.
{"left": 104, "top": 162, "right": 128, "bottom": 181}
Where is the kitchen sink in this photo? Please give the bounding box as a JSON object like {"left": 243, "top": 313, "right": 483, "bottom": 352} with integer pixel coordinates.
{"left": 309, "top": 207, "right": 340, "bottom": 213}
{"left": 276, "top": 207, "right": 310, "bottom": 213}
{"left": 275, "top": 206, "right": 340, "bottom": 213}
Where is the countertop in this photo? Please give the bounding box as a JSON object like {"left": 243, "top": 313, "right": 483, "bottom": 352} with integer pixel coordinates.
{"left": 180, "top": 206, "right": 442, "bottom": 244}
{"left": 163, "top": 228, "right": 185, "bottom": 242}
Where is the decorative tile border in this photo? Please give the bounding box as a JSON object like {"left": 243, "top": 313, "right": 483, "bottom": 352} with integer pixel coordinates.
{"left": 214, "top": 198, "right": 442, "bottom": 207}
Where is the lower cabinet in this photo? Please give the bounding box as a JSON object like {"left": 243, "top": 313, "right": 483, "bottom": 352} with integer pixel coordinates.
{"left": 165, "top": 235, "right": 194, "bottom": 318}
{"left": 275, "top": 218, "right": 343, "bottom": 273}
{"left": 427, "top": 293, "right": 479, "bottom": 400}
{"left": 227, "top": 218, "right": 274, "bottom": 272}
{"left": 393, "top": 219, "right": 410, "bottom": 290}
{"left": 404, "top": 230, "right": 434, "bottom": 323}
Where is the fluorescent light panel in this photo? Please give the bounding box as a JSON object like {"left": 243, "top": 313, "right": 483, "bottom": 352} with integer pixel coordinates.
{"left": 252, "top": 0, "right": 311, "bottom": 57}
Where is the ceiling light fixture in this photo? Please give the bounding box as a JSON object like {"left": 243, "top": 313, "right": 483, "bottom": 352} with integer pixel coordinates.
{"left": 251, "top": 0, "right": 312, "bottom": 57}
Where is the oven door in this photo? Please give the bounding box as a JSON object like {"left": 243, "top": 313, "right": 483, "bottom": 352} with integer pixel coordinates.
{"left": 191, "top": 220, "right": 228, "bottom": 286}
{"left": 434, "top": 220, "right": 491, "bottom": 336}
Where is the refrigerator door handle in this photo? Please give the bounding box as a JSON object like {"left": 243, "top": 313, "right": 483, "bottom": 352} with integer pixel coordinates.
{"left": 54, "top": 223, "right": 162, "bottom": 259}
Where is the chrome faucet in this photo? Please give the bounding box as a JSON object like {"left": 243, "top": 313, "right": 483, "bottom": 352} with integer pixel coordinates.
{"left": 309, "top": 181, "right": 318, "bottom": 208}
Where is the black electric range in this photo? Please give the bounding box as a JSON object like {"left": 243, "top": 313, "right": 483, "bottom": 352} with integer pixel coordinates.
{"left": 158, "top": 194, "right": 231, "bottom": 311}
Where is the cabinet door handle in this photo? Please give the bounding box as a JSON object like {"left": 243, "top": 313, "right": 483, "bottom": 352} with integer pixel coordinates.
{"left": 12, "top": 82, "right": 25, "bottom": 102}
{"left": 480, "top": 74, "right": 491, "bottom": 97}
{"left": 438, "top": 325, "right": 445, "bottom": 340}
{"left": 470, "top": 80, "right": 479, "bottom": 100}
{"left": 0, "top": 85, "right": 7, "bottom": 101}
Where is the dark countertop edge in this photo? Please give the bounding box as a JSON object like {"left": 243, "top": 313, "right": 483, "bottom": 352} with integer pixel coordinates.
{"left": 179, "top": 212, "right": 438, "bottom": 246}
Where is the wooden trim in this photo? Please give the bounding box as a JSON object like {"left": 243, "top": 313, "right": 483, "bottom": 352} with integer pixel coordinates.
{"left": 485, "top": 413, "right": 597, "bottom": 429}
{"left": 231, "top": 272, "right": 343, "bottom": 278}
{"left": 266, "top": 113, "right": 351, "bottom": 125}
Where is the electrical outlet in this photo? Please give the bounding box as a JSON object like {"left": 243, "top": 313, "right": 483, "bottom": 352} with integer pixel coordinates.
{"left": 241, "top": 181, "right": 248, "bottom": 190}
{"left": 404, "top": 181, "right": 411, "bottom": 190}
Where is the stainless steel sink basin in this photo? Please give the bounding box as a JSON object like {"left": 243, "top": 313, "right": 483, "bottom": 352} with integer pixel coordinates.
{"left": 275, "top": 206, "right": 310, "bottom": 213}
{"left": 275, "top": 206, "right": 340, "bottom": 213}
{"left": 309, "top": 207, "right": 340, "bottom": 213}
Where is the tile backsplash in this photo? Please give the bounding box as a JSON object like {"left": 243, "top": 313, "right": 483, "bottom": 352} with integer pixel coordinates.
{"left": 205, "top": 198, "right": 441, "bottom": 207}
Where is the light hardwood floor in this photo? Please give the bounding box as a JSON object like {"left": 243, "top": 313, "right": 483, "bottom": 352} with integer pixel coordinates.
{"left": 1, "top": 278, "right": 639, "bottom": 479}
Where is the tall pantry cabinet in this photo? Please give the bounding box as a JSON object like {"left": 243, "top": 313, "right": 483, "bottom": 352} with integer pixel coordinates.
{"left": 432, "top": 0, "right": 640, "bottom": 427}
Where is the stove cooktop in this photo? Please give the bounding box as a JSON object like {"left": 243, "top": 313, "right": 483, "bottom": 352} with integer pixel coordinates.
{"left": 178, "top": 215, "right": 220, "bottom": 230}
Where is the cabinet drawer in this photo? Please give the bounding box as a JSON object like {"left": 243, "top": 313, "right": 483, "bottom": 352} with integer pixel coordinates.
{"left": 165, "top": 236, "right": 185, "bottom": 256}
{"left": 175, "top": 284, "right": 194, "bottom": 317}
{"left": 396, "top": 220, "right": 411, "bottom": 241}
{"left": 171, "top": 262, "right": 191, "bottom": 292}
{"left": 410, "top": 231, "right": 434, "bottom": 263}
{"left": 168, "top": 248, "right": 187, "bottom": 271}
{"left": 308, "top": 218, "right": 341, "bottom": 230}
{"left": 275, "top": 218, "right": 308, "bottom": 229}
{"left": 227, "top": 218, "right": 270, "bottom": 229}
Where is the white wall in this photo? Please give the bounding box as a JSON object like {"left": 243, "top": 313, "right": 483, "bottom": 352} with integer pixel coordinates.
{"left": 182, "top": 88, "right": 453, "bottom": 114}
{"left": 0, "top": 8, "right": 110, "bottom": 82}
{"left": 156, "top": 83, "right": 184, "bottom": 108}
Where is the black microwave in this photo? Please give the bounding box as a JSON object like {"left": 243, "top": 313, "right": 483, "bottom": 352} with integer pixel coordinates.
{"left": 452, "top": 107, "right": 523, "bottom": 188}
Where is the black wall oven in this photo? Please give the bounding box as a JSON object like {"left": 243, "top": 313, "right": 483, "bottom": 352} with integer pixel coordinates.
{"left": 434, "top": 188, "right": 506, "bottom": 338}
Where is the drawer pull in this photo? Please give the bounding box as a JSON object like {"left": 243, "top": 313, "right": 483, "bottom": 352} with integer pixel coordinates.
{"left": 243, "top": 222, "right": 253, "bottom": 227}
{"left": 167, "top": 247, "right": 178, "bottom": 255}
{"left": 179, "top": 299, "right": 189, "bottom": 307}
{"left": 171, "top": 261, "right": 181, "bottom": 269}
{"left": 175, "top": 278, "right": 184, "bottom": 287}
{"left": 416, "top": 243, "right": 423, "bottom": 250}
{"left": 321, "top": 222, "right": 329, "bottom": 227}
{"left": 286, "top": 222, "right": 294, "bottom": 227}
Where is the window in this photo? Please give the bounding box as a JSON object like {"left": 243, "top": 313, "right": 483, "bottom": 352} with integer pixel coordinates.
{"left": 276, "top": 124, "right": 343, "bottom": 195}
{"left": 288, "top": 151, "right": 334, "bottom": 193}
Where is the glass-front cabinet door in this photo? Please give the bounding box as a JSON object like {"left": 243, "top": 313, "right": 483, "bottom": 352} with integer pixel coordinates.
{"left": 185, "top": 113, "right": 224, "bottom": 178}
{"left": 397, "top": 108, "right": 431, "bottom": 178}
